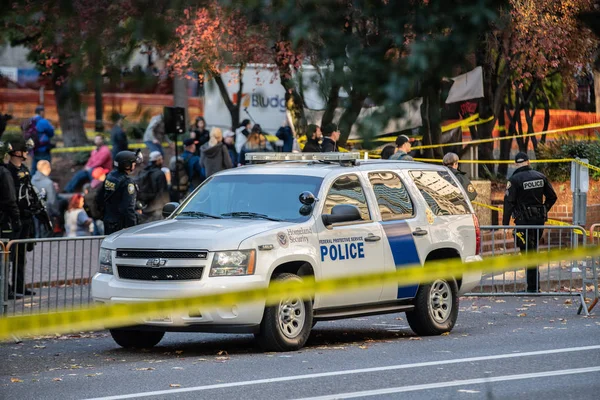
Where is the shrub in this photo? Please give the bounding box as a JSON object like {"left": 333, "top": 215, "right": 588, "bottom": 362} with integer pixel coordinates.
{"left": 537, "top": 136, "right": 600, "bottom": 182}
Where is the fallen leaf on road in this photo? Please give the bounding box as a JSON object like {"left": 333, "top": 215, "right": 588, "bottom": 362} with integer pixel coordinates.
{"left": 169, "top": 384, "right": 181, "bottom": 388}
{"left": 33, "top": 345, "right": 46, "bottom": 349}
{"left": 172, "top": 367, "right": 184, "bottom": 370}
{"left": 441, "top": 332, "right": 450, "bottom": 336}
{"left": 11, "top": 377, "right": 23, "bottom": 383}
{"left": 564, "top": 299, "right": 572, "bottom": 305}
{"left": 217, "top": 350, "right": 228, "bottom": 356}
{"left": 409, "top": 337, "right": 422, "bottom": 341}
{"left": 395, "top": 317, "right": 404, "bottom": 320}
{"left": 53, "top": 378, "right": 62, "bottom": 382}
{"left": 86, "top": 373, "right": 102, "bottom": 377}
{"left": 516, "top": 308, "right": 527, "bottom": 311}
{"left": 196, "top": 358, "right": 208, "bottom": 362}
{"left": 495, "top": 300, "right": 506, "bottom": 303}
{"left": 134, "top": 367, "right": 155, "bottom": 371}
{"left": 359, "top": 345, "right": 368, "bottom": 349}
{"left": 175, "top": 350, "right": 184, "bottom": 355}
{"left": 215, "top": 356, "right": 230, "bottom": 362}
{"left": 517, "top": 313, "right": 527, "bottom": 317}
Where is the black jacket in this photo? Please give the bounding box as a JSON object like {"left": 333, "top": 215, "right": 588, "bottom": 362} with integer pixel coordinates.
{"left": 138, "top": 164, "right": 169, "bottom": 213}
{"left": 321, "top": 137, "right": 338, "bottom": 152}
{"left": 110, "top": 125, "right": 129, "bottom": 159}
{"left": 502, "top": 166, "right": 557, "bottom": 225}
{"left": 200, "top": 142, "right": 233, "bottom": 178}
{"left": 303, "top": 138, "right": 321, "bottom": 153}
{"left": 100, "top": 170, "right": 138, "bottom": 227}
{"left": 0, "top": 163, "right": 20, "bottom": 232}
{"left": 449, "top": 167, "right": 477, "bottom": 201}
{"left": 6, "top": 162, "right": 36, "bottom": 219}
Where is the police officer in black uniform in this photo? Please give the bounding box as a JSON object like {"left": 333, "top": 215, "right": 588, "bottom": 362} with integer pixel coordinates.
{"left": 0, "top": 140, "right": 22, "bottom": 299}
{"left": 443, "top": 152, "right": 477, "bottom": 201}
{"left": 5, "top": 137, "right": 40, "bottom": 297}
{"left": 503, "top": 152, "right": 557, "bottom": 292}
{"left": 100, "top": 150, "right": 142, "bottom": 235}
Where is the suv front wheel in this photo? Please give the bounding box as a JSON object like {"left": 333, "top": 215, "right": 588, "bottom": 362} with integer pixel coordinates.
{"left": 255, "top": 273, "right": 313, "bottom": 352}
{"left": 406, "top": 278, "right": 458, "bottom": 336}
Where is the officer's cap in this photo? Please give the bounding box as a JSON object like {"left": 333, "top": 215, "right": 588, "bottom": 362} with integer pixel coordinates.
{"left": 515, "top": 152, "right": 529, "bottom": 163}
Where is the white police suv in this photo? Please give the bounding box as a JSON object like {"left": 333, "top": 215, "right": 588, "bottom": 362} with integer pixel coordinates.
{"left": 92, "top": 152, "right": 482, "bottom": 351}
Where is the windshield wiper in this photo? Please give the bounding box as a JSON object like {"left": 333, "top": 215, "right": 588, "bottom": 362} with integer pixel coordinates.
{"left": 177, "top": 211, "right": 222, "bottom": 219}
{"left": 221, "top": 211, "right": 282, "bottom": 221}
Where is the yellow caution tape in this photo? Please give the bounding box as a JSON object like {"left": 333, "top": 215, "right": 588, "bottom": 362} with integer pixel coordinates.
{"left": 412, "top": 122, "right": 600, "bottom": 151}
{"left": 414, "top": 158, "right": 579, "bottom": 165}
{"left": 472, "top": 201, "right": 599, "bottom": 238}
{"left": 1, "top": 244, "right": 598, "bottom": 340}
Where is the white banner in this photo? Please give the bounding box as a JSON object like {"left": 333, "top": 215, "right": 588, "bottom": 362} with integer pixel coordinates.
{"left": 445, "top": 66, "right": 484, "bottom": 104}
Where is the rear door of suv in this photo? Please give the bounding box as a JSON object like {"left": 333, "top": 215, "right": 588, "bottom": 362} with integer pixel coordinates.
{"left": 404, "top": 168, "right": 476, "bottom": 259}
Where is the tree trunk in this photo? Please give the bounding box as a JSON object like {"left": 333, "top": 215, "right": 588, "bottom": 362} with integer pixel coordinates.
{"left": 173, "top": 74, "right": 189, "bottom": 126}
{"left": 595, "top": 67, "right": 600, "bottom": 115}
{"left": 419, "top": 83, "right": 442, "bottom": 159}
{"left": 54, "top": 83, "right": 87, "bottom": 147}
{"left": 214, "top": 71, "right": 242, "bottom": 130}
{"left": 321, "top": 60, "right": 343, "bottom": 127}
{"left": 338, "top": 91, "right": 366, "bottom": 146}
{"left": 94, "top": 73, "right": 104, "bottom": 132}
{"left": 498, "top": 105, "right": 511, "bottom": 177}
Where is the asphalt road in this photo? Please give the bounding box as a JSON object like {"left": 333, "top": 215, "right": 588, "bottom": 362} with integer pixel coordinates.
{"left": 1, "top": 296, "right": 599, "bottom": 400}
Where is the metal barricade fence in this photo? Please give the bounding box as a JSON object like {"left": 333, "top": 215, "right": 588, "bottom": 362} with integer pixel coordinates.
{"left": 466, "top": 225, "right": 598, "bottom": 315}
{"left": 0, "top": 240, "right": 7, "bottom": 315}
{"left": 2, "top": 236, "right": 105, "bottom": 316}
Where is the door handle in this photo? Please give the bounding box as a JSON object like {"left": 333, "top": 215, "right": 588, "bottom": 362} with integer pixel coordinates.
{"left": 364, "top": 234, "right": 381, "bottom": 242}
{"left": 412, "top": 228, "right": 428, "bottom": 237}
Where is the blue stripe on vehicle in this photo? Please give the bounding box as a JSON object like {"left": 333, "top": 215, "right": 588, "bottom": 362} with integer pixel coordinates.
{"left": 381, "top": 221, "right": 421, "bottom": 299}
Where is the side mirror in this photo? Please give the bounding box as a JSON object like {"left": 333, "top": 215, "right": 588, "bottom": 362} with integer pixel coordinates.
{"left": 162, "top": 202, "right": 179, "bottom": 218}
{"left": 299, "top": 191, "right": 316, "bottom": 206}
{"left": 322, "top": 204, "right": 362, "bottom": 226}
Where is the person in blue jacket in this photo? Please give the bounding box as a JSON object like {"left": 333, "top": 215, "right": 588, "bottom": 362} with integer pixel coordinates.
{"left": 276, "top": 120, "right": 294, "bottom": 152}
{"left": 31, "top": 106, "right": 55, "bottom": 175}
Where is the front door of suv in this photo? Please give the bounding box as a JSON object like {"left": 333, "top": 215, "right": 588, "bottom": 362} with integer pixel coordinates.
{"left": 316, "top": 174, "right": 385, "bottom": 308}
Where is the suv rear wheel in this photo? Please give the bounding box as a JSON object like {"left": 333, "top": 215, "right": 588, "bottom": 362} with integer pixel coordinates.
{"left": 255, "top": 273, "right": 313, "bottom": 352}
{"left": 406, "top": 278, "right": 458, "bottom": 336}
{"left": 110, "top": 329, "right": 165, "bottom": 349}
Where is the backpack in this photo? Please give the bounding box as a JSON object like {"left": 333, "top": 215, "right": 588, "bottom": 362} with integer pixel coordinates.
{"left": 84, "top": 186, "right": 104, "bottom": 220}
{"left": 21, "top": 117, "right": 39, "bottom": 148}
{"left": 136, "top": 168, "right": 156, "bottom": 204}
{"left": 170, "top": 156, "right": 190, "bottom": 193}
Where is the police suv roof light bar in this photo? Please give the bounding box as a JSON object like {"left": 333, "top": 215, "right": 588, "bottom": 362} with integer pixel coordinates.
{"left": 245, "top": 152, "right": 361, "bottom": 163}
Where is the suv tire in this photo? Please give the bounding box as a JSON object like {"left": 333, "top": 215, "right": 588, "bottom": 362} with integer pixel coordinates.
{"left": 255, "top": 273, "right": 313, "bottom": 352}
{"left": 406, "top": 278, "right": 458, "bottom": 336}
{"left": 110, "top": 329, "right": 165, "bottom": 349}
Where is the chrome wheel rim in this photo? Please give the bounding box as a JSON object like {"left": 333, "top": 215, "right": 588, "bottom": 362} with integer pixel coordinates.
{"left": 429, "top": 279, "right": 452, "bottom": 323}
{"left": 278, "top": 297, "right": 306, "bottom": 339}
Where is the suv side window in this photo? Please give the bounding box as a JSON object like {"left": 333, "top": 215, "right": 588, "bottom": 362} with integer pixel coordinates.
{"left": 409, "top": 170, "right": 470, "bottom": 215}
{"left": 368, "top": 172, "right": 414, "bottom": 220}
{"left": 324, "top": 174, "right": 370, "bottom": 221}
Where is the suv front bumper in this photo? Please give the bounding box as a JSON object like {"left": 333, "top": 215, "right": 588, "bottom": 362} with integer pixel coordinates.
{"left": 91, "top": 273, "right": 267, "bottom": 330}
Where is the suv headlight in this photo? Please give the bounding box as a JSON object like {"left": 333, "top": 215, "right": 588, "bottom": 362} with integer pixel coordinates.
{"left": 210, "top": 250, "right": 256, "bottom": 277}
{"left": 98, "top": 248, "right": 113, "bottom": 275}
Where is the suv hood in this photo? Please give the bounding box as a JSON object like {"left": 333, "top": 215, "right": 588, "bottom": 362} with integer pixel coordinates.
{"left": 102, "top": 218, "right": 287, "bottom": 250}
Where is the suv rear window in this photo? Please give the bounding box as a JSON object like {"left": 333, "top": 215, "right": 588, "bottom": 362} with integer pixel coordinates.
{"left": 409, "top": 170, "right": 470, "bottom": 215}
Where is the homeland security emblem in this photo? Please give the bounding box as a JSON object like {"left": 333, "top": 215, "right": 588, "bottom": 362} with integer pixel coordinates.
{"left": 277, "top": 231, "right": 288, "bottom": 248}
{"left": 467, "top": 184, "right": 475, "bottom": 193}
{"left": 127, "top": 183, "right": 135, "bottom": 194}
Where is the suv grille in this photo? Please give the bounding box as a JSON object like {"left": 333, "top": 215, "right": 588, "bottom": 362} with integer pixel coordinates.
{"left": 116, "top": 250, "right": 208, "bottom": 259}
{"left": 117, "top": 266, "right": 204, "bottom": 281}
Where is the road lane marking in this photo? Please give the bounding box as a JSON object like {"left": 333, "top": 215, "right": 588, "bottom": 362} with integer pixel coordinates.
{"left": 291, "top": 366, "right": 600, "bottom": 399}
{"left": 85, "top": 345, "right": 600, "bottom": 400}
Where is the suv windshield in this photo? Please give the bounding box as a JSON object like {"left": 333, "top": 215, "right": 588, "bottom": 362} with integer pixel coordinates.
{"left": 176, "top": 174, "right": 323, "bottom": 222}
